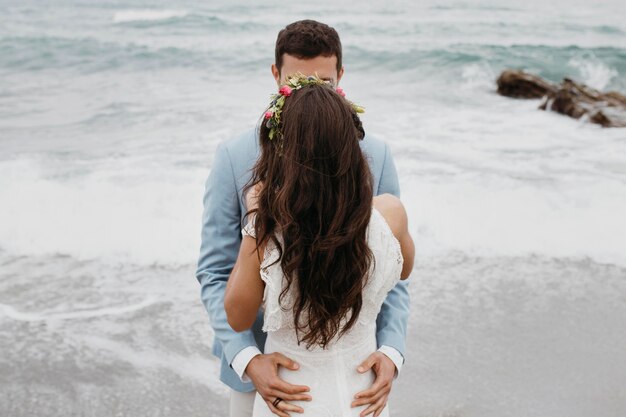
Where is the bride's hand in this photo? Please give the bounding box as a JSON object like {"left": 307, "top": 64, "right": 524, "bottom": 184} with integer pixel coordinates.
{"left": 351, "top": 352, "right": 396, "bottom": 417}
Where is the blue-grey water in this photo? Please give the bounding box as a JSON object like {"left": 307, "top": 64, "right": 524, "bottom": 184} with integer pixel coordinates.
{"left": 1, "top": 1, "right": 625, "bottom": 416}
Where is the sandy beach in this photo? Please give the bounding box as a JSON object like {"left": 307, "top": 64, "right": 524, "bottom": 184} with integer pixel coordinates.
{"left": 2, "top": 250, "right": 625, "bottom": 416}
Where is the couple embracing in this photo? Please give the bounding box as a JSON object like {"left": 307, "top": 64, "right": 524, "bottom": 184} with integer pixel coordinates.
{"left": 196, "top": 20, "right": 415, "bottom": 417}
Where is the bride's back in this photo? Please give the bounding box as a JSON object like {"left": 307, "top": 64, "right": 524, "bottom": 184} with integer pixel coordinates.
{"left": 246, "top": 203, "right": 403, "bottom": 417}
{"left": 244, "top": 77, "right": 377, "bottom": 351}
{"left": 246, "top": 204, "right": 403, "bottom": 346}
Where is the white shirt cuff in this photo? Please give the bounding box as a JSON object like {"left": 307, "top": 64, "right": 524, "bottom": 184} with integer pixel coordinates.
{"left": 378, "top": 345, "right": 404, "bottom": 378}
{"left": 231, "top": 346, "right": 262, "bottom": 383}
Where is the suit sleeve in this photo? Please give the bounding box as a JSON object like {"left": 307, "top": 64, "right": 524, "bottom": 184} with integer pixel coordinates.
{"left": 375, "top": 142, "right": 410, "bottom": 359}
{"left": 196, "top": 143, "right": 258, "bottom": 365}
{"left": 377, "top": 142, "right": 401, "bottom": 198}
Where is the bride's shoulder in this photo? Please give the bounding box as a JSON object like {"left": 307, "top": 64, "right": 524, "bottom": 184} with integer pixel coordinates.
{"left": 372, "top": 194, "right": 408, "bottom": 241}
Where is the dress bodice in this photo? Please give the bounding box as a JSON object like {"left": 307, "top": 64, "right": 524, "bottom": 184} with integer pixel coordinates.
{"left": 241, "top": 207, "right": 403, "bottom": 351}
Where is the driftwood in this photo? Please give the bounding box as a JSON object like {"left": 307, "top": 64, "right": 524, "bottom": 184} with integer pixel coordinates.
{"left": 496, "top": 69, "right": 626, "bottom": 127}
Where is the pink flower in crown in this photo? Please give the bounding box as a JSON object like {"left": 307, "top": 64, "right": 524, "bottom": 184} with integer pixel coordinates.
{"left": 279, "top": 85, "right": 292, "bottom": 96}
{"left": 264, "top": 111, "right": 273, "bottom": 119}
{"left": 335, "top": 86, "right": 346, "bottom": 97}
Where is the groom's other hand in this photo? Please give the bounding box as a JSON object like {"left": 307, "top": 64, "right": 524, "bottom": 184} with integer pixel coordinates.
{"left": 246, "top": 352, "right": 312, "bottom": 417}
{"left": 352, "top": 352, "right": 396, "bottom": 417}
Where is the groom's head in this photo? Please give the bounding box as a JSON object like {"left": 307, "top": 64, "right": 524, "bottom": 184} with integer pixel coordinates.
{"left": 272, "top": 20, "right": 344, "bottom": 87}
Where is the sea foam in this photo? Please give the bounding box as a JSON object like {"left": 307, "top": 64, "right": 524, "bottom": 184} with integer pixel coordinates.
{"left": 569, "top": 54, "right": 618, "bottom": 90}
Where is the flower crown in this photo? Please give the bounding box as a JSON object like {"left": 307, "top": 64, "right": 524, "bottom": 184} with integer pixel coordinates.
{"left": 263, "top": 72, "right": 365, "bottom": 142}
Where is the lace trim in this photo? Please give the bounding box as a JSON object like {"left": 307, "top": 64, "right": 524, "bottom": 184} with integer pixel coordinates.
{"left": 259, "top": 239, "right": 292, "bottom": 332}
{"left": 241, "top": 214, "right": 285, "bottom": 331}
{"left": 241, "top": 214, "right": 256, "bottom": 238}
{"left": 372, "top": 207, "right": 404, "bottom": 268}
{"left": 357, "top": 208, "right": 404, "bottom": 326}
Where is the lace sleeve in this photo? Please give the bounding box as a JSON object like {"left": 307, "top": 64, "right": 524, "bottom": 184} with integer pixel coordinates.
{"left": 258, "top": 237, "right": 291, "bottom": 332}
{"left": 241, "top": 214, "right": 256, "bottom": 238}
{"left": 259, "top": 259, "right": 284, "bottom": 332}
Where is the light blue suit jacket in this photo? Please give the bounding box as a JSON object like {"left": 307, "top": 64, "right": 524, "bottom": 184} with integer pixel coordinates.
{"left": 196, "top": 128, "right": 410, "bottom": 392}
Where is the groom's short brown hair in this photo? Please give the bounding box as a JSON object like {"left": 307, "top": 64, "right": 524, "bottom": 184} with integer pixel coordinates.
{"left": 275, "top": 20, "right": 342, "bottom": 74}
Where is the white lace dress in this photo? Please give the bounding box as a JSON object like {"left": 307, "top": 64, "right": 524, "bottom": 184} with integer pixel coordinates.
{"left": 242, "top": 207, "right": 403, "bottom": 417}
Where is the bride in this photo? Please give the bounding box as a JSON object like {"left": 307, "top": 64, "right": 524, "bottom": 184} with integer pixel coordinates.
{"left": 224, "top": 74, "right": 415, "bottom": 417}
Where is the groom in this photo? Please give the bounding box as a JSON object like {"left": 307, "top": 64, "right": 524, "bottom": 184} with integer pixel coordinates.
{"left": 196, "top": 20, "right": 410, "bottom": 417}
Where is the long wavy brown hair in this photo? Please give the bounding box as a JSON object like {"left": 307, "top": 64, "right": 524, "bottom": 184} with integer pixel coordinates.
{"left": 243, "top": 83, "right": 374, "bottom": 349}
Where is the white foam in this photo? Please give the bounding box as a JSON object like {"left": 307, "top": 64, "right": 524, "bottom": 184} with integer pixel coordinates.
{"left": 569, "top": 55, "right": 618, "bottom": 90}
{"left": 461, "top": 62, "right": 496, "bottom": 91}
{"left": 76, "top": 334, "right": 228, "bottom": 396}
{"left": 0, "top": 297, "right": 158, "bottom": 321}
{"left": 112, "top": 9, "right": 188, "bottom": 23}
{"left": 0, "top": 157, "right": 204, "bottom": 266}
{"left": 1, "top": 144, "right": 625, "bottom": 269}
{"left": 401, "top": 179, "right": 626, "bottom": 267}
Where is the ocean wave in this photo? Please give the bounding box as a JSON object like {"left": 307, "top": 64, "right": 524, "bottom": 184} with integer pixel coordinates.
{"left": 1, "top": 151, "right": 625, "bottom": 268}
{"left": 345, "top": 44, "right": 625, "bottom": 89}
{"left": 0, "top": 33, "right": 271, "bottom": 73}
{"left": 568, "top": 53, "right": 619, "bottom": 90}
{"left": 430, "top": 4, "right": 522, "bottom": 11}
{"left": 0, "top": 157, "right": 203, "bottom": 266}
{"left": 460, "top": 62, "right": 496, "bottom": 90}
{"left": 110, "top": 9, "right": 266, "bottom": 32}
{"left": 0, "top": 297, "right": 159, "bottom": 321}
{"left": 560, "top": 23, "right": 625, "bottom": 36}
{"left": 0, "top": 35, "right": 220, "bottom": 72}
{"left": 112, "top": 9, "right": 189, "bottom": 23}
{"left": 1, "top": 31, "right": 624, "bottom": 89}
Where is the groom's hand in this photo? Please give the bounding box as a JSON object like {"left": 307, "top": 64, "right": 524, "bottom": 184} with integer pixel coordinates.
{"left": 246, "top": 352, "right": 312, "bottom": 417}
{"left": 352, "top": 352, "right": 396, "bottom": 417}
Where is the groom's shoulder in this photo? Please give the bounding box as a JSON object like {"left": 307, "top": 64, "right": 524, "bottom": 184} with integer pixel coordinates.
{"left": 217, "top": 128, "right": 259, "bottom": 168}
{"left": 360, "top": 132, "right": 389, "bottom": 159}
{"left": 221, "top": 128, "right": 258, "bottom": 153}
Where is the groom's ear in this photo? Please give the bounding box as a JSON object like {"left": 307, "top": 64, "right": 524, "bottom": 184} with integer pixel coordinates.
{"left": 271, "top": 64, "right": 281, "bottom": 85}
{"left": 336, "top": 66, "right": 345, "bottom": 85}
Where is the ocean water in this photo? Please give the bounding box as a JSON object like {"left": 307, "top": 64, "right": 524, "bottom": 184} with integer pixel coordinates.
{"left": 1, "top": 1, "right": 625, "bottom": 416}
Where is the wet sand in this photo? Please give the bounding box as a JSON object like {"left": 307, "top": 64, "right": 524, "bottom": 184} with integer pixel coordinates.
{"left": 1, "top": 250, "right": 625, "bottom": 417}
